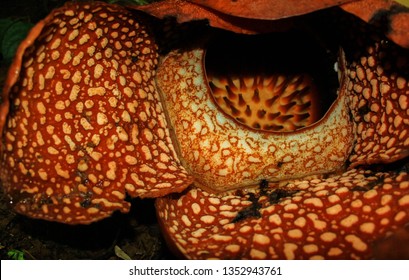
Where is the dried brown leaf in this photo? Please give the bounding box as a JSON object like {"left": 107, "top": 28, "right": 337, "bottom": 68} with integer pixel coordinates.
{"left": 340, "top": 0, "right": 409, "bottom": 48}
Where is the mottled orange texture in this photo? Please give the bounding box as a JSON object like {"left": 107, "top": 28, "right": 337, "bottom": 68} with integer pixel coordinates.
{"left": 155, "top": 47, "right": 353, "bottom": 192}
{"left": 151, "top": 3, "right": 409, "bottom": 259}
{"left": 157, "top": 169, "right": 409, "bottom": 259}
{"left": 0, "top": 1, "right": 193, "bottom": 224}
{"left": 346, "top": 25, "right": 409, "bottom": 166}
{"left": 1, "top": 0, "right": 409, "bottom": 261}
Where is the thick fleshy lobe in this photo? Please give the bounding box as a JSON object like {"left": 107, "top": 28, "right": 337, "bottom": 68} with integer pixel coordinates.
{"left": 157, "top": 169, "right": 409, "bottom": 259}
{"left": 345, "top": 18, "right": 409, "bottom": 166}
{"left": 0, "top": 2, "right": 193, "bottom": 224}
{"left": 156, "top": 47, "right": 353, "bottom": 192}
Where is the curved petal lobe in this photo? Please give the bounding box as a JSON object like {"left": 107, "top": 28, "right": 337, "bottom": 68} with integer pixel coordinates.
{"left": 157, "top": 169, "right": 409, "bottom": 259}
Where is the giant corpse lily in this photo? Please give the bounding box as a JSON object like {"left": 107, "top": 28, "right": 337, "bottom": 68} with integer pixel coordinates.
{"left": 1, "top": 0, "right": 409, "bottom": 259}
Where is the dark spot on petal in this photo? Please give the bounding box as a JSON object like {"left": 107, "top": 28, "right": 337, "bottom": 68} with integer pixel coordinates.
{"left": 357, "top": 104, "right": 371, "bottom": 117}
{"left": 39, "top": 196, "right": 53, "bottom": 205}
{"left": 232, "top": 181, "right": 298, "bottom": 223}
{"left": 351, "top": 185, "right": 370, "bottom": 192}
{"left": 268, "top": 188, "right": 298, "bottom": 204}
{"left": 351, "top": 173, "right": 386, "bottom": 192}
{"left": 231, "top": 193, "right": 261, "bottom": 223}
{"left": 80, "top": 198, "right": 92, "bottom": 208}
{"left": 369, "top": 4, "right": 409, "bottom": 37}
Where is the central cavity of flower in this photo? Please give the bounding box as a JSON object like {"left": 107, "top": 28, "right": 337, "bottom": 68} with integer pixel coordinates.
{"left": 206, "top": 31, "right": 339, "bottom": 132}
{"left": 156, "top": 29, "right": 353, "bottom": 192}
